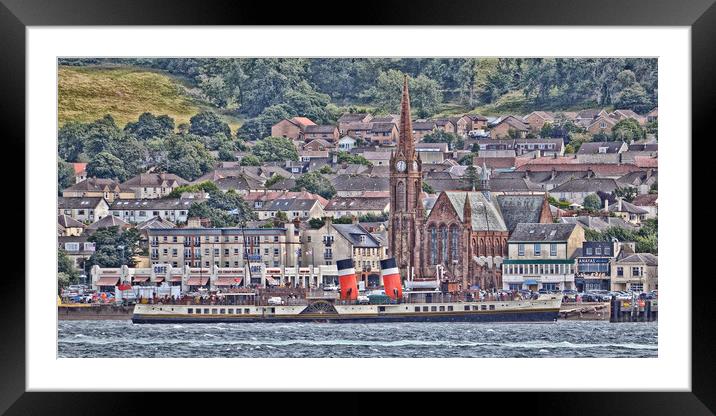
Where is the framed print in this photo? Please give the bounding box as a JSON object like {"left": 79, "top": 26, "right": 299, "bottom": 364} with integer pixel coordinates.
{"left": 2, "top": 0, "right": 714, "bottom": 413}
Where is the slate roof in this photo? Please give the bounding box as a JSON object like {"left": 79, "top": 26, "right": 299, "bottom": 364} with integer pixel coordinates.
{"left": 332, "top": 224, "right": 382, "bottom": 248}
{"left": 86, "top": 215, "right": 131, "bottom": 230}
{"left": 331, "top": 175, "right": 390, "bottom": 192}
{"left": 577, "top": 142, "right": 625, "bottom": 154}
{"left": 509, "top": 223, "right": 578, "bottom": 242}
{"left": 559, "top": 216, "right": 639, "bottom": 232}
{"left": 305, "top": 125, "right": 338, "bottom": 134}
{"left": 549, "top": 178, "right": 620, "bottom": 193}
{"left": 214, "top": 175, "right": 264, "bottom": 191}
{"left": 121, "top": 173, "right": 189, "bottom": 187}
{"left": 58, "top": 214, "right": 85, "bottom": 228}
{"left": 344, "top": 122, "right": 373, "bottom": 131}
{"left": 493, "top": 115, "right": 530, "bottom": 131}
{"left": 412, "top": 121, "right": 436, "bottom": 131}
{"left": 443, "top": 192, "right": 508, "bottom": 232}
{"left": 615, "top": 253, "right": 658, "bottom": 266}
{"left": 64, "top": 177, "right": 125, "bottom": 193}
{"left": 576, "top": 109, "right": 605, "bottom": 120}
{"left": 110, "top": 198, "right": 193, "bottom": 210}
{"left": 628, "top": 144, "right": 658, "bottom": 152}
{"left": 495, "top": 195, "right": 547, "bottom": 233}
{"left": 370, "top": 122, "right": 397, "bottom": 133}
{"left": 416, "top": 142, "right": 449, "bottom": 152}
{"left": 58, "top": 197, "right": 107, "bottom": 209}
{"left": 266, "top": 177, "right": 296, "bottom": 191}
{"left": 489, "top": 178, "right": 542, "bottom": 192}
{"left": 608, "top": 200, "right": 649, "bottom": 215}
{"left": 617, "top": 170, "right": 658, "bottom": 187}
{"left": 325, "top": 196, "right": 390, "bottom": 211}
{"left": 136, "top": 216, "right": 177, "bottom": 230}
{"left": 257, "top": 198, "right": 320, "bottom": 213}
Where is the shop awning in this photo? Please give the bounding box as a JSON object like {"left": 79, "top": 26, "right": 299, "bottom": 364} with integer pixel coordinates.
{"left": 524, "top": 279, "right": 538, "bottom": 285}
{"left": 215, "top": 277, "right": 239, "bottom": 286}
{"left": 169, "top": 275, "right": 182, "bottom": 282}
{"left": 187, "top": 277, "right": 209, "bottom": 286}
{"left": 155, "top": 277, "right": 165, "bottom": 283}
{"left": 132, "top": 276, "right": 150, "bottom": 282}
{"left": 266, "top": 276, "right": 279, "bottom": 285}
{"left": 97, "top": 277, "right": 119, "bottom": 286}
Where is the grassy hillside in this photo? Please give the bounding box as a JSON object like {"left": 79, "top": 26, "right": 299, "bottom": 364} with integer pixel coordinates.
{"left": 58, "top": 66, "right": 243, "bottom": 132}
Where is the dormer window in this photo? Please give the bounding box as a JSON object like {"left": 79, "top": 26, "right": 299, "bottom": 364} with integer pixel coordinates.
{"left": 598, "top": 147, "right": 608, "bottom": 154}
{"left": 600, "top": 122, "right": 606, "bottom": 129}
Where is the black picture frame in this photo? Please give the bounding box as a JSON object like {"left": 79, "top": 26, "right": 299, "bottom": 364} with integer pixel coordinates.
{"left": 2, "top": 0, "right": 711, "bottom": 413}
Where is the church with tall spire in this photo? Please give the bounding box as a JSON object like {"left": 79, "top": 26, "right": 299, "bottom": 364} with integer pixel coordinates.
{"left": 389, "top": 76, "right": 424, "bottom": 280}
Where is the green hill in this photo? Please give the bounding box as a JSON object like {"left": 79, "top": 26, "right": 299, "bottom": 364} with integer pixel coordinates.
{"left": 58, "top": 66, "right": 242, "bottom": 132}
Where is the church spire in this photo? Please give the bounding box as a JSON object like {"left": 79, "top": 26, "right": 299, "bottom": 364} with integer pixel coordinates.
{"left": 463, "top": 192, "right": 472, "bottom": 223}
{"left": 399, "top": 75, "right": 414, "bottom": 158}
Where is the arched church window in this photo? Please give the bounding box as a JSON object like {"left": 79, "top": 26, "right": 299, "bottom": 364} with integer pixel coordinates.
{"left": 429, "top": 226, "right": 437, "bottom": 265}
{"left": 440, "top": 225, "right": 448, "bottom": 264}
{"left": 450, "top": 225, "right": 459, "bottom": 262}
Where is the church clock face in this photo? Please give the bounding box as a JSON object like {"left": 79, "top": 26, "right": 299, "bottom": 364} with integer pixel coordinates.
{"left": 396, "top": 160, "right": 406, "bottom": 172}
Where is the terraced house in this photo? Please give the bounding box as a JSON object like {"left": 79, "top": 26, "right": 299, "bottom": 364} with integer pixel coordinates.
{"left": 147, "top": 225, "right": 300, "bottom": 273}
{"left": 109, "top": 198, "right": 192, "bottom": 224}
{"left": 501, "top": 223, "right": 585, "bottom": 292}
{"left": 121, "top": 173, "right": 189, "bottom": 199}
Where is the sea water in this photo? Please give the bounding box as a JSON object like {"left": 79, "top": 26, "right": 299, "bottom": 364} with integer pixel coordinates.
{"left": 57, "top": 320, "right": 657, "bottom": 358}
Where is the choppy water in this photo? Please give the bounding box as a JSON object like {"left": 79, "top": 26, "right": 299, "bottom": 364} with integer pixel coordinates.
{"left": 58, "top": 320, "right": 657, "bottom": 358}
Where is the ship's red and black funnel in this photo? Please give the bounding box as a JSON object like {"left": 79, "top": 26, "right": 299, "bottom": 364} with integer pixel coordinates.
{"left": 380, "top": 258, "right": 402, "bottom": 300}
{"left": 337, "top": 258, "right": 358, "bottom": 300}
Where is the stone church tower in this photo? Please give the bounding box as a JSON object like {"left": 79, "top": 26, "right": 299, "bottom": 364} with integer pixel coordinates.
{"left": 389, "top": 76, "right": 424, "bottom": 280}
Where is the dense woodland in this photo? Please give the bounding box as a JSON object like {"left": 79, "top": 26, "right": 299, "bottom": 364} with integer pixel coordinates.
{"left": 60, "top": 58, "right": 657, "bottom": 140}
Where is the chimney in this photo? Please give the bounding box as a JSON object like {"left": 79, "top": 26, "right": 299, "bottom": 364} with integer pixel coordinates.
{"left": 617, "top": 197, "right": 623, "bottom": 212}
{"left": 646, "top": 168, "right": 653, "bottom": 179}
{"left": 323, "top": 216, "right": 332, "bottom": 228}
{"left": 524, "top": 168, "right": 530, "bottom": 181}
{"left": 351, "top": 215, "right": 358, "bottom": 225}
{"left": 551, "top": 168, "right": 556, "bottom": 181}
{"left": 603, "top": 197, "right": 609, "bottom": 213}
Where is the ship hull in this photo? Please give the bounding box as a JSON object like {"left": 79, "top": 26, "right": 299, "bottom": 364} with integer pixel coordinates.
{"left": 132, "top": 309, "right": 559, "bottom": 324}
{"left": 131, "top": 298, "right": 561, "bottom": 324}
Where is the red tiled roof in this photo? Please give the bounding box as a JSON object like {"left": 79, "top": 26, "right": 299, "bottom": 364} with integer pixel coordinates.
{"left": 633, "top": 156, "right": 658, "bottom": 168}
{"left": 472, "top": 157, "right": 517, "bottom": 169}
{"left": 632, "top": 194, "right": 658, "bottom": 206}
{"left": 72, "top": 162, "right": 87, "bottom": 174}
{"left": 291, "top": 117, "right": 316, "bottom": 127}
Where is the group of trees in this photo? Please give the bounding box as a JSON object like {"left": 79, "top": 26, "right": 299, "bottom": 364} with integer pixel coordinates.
{"left": 58, "top": 112, "right": 238, "bottom": 182}
{"left": 61, "top": 58, "right": 658, "bottom": 145}
{"left": 85, "top": 226, "right": 142, "bottom": 268}
{"left": 421, "top": 130, "right": 464, "bottom": 151}
{"left": 584, "top": 218, "right": 658, "bottom": 254}
{"left": 186, "top": 187, "right": 256, "bottom": 227}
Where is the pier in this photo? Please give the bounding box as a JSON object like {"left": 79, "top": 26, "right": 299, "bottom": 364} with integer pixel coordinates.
{"left": 609, "top": 297, "right": 658, "bottom": 322}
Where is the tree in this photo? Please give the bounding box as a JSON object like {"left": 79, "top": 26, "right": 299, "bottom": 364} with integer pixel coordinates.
{"left": 308, "top": 217, "right": 326, "bottom": 229}
{"left": 58, "top": 159, "right": 75, "bottom": 193}
{"left": 333, "top": 215, "right": 354, "bottom": 224}
{"left": 217, "top": 142, "right": 237, "bottom": 161}
{"left": 167, "top": 181, "right": 219, "bottom": 198}
{"left": 564, "top": 144, "right": 576, "bottom": 154}
{"left": 422, "top": 130, "right": 463, "bottom": 151}
{"left": 292, "top": 171, "right": 336, "bottom": 199}
{"left": 614, "top": 186, "right": 637, "bottom": 202}
{"left": 58, "top": 121, "right": 89, "bottom": 161}
{"left": 163, "top": 135, "right": 216, "bottom": 181}
{"left": 186, "top": 189, "right": 256, "bottom": 227}
{"left": 583, "top": 193, "right": 602, "bottom": 211}
{"left": 319, "top": 165, "right": 333, "bottom": 174}
{"left": 611, "top": 118, "right": 645, "bottom": 144}
{"left": 463, "top": 165, "right": 480, "bottom": 191}
{"left": 422, "top": 181, "right": 435, "bottom": 194}
{"left": 58, "top": 249, "right": 79, "bottom": 288}
{"left": 124, "top": 112, "right": 175, "bottom": 140}
{"left": 86, "top": 151, "right": 128, "bottom": 181}
{"left": 189, "top": 111, "right": 231, "bottom": 138}
{"left": 646, "top": 120, "right": 658, "bottom": 139}
{"left": 362, "top": 70, "right": 441, "bottom": 117}
{"left": 239, "top": 155, "right": 261, "bottom": 166}
{"left": 86, "top": 227, "right": 141, "bottom": 268}
{"left": 251, "top": 136, "right": 299, "bottom": 162}
{"left": 237, "top": 104, "right": 292, "bottom": 141}
{"left": 336, "top": 151, "right": 372, "bottom": 166}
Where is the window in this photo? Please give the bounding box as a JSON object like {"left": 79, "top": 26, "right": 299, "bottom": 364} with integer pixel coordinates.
{"left": 534, "top": 244, "right": 541, "bottom": 256}
{"left": 422, "top": 306, "right": 429, "bottom": 312}
{"left": 630, "top": 283, "right": 644, "bottom": 292}
{"left": 464, "top": 306, "right": 470, "bottom": 311}
{"left": 489, "top": 305, "right": 495, "bottom": 310}
{"left": 274, "top": 248, "right": 279, "bottom": 256}
{"left": 550, "top": 243, "right": 557, "bottom": 256}
{"left": 188, "top": 308, "right": 193, "bottom": 314}
{"left": 195, "top": 308, "right": 201, "bottom": 314}
{"left": 481, "top": 305, "right": 487, "bottom": 310}
{"left": 431, "top": 306, "right": 437, "bottom": 312}
{"left": 586, "top": 247, "right": 593, "bottom": 255}
{"left": 211, "top": 309, "right": 218, "bottom": 314}
{"left": 595, "top": 247, "right": 602, "bottom": 255}
{"left": 632, "top": 267, "right": 641, "bottom": 276}
{"left": 204, "top": 309, "right": 210, "bottom": 314}
{"left": 172, "top": 249, "right": 177, "bottom": 257}
{"left": 439, "top": 306, "right": 445, "bottom": 311}
{"left": 228, "top": 309, "right": 234, "bottom": 314}
{"left": 213, "top": 249, "right": 219, "bottom": 256}
{"left": 244, "top": 309, "right": 250, "bottom": 314}
{"left": 604, "top": 246, "right": 611, "bottom": 255}
{"left": 415, "top": 307, "right": 421, "bottom": 312}
{"left": 518, "top": 244, "right": 525, "bottom": 256}
{"left": 220, "top": 309, "right": 226, "bottom": 314}
{"left": 617, "top": 267, "right": 624, "bottom": 276}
